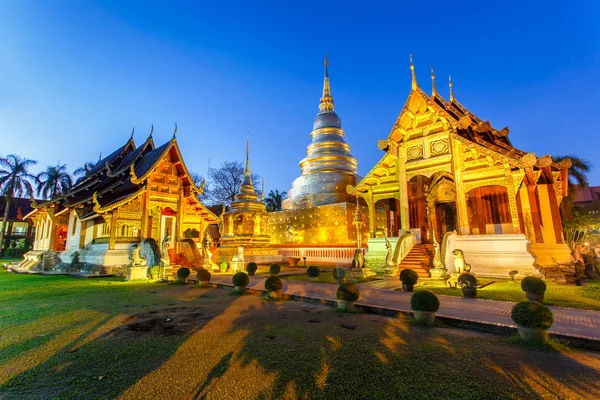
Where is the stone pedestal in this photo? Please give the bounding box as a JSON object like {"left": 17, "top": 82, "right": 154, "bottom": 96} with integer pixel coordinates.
{"left": 230, "top": 260, "right": 245, "bottom": 273}
{"left": 126, "top": 266, "right": 148, "bottom": 281}
{"left": 349, "top": 267, "right": 376, "bottom": 280}
{"left": 429, "top": 267, "right": 449, "bottom": 280}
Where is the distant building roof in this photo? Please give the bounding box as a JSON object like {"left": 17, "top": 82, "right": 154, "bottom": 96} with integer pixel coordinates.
{"left": 573, "top": 185, "right": 600, "bottom": 204}
{"left": 0, "top": 197, "right": 41, "bottom": 221}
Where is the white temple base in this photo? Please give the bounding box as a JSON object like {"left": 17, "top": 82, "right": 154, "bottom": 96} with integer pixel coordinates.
{"left": 364, "top": 237, "right": 398, "bottom": 272}
{"left": 445, "top": 234, "right": 535, "bottom": 279}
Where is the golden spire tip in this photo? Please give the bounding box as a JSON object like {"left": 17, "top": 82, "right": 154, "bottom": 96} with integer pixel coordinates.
{"left": 431, "top": 66, "right": 436, "bottom": 97}
{"left": 410, "top": 54, "right": 417, "bottom": 91}
{"left": 449, "top": 75, "right": 454, "bottom": 102}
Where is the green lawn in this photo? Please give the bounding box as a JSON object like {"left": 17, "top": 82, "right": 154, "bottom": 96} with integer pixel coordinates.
{"left": 1, "top": 269, "right": 600, "bottom": 399}
{"left": 415, "top": 279, "right": 600, "bottom": 310}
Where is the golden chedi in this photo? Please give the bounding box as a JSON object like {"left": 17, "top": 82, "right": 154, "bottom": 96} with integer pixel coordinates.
{"left": 269, "top": 57, "right": 380, "bottom": 251}
{"left": 282, "top": 56, "right": 358, "bottom": 210}
{"left": 218, "top": 139, "right": 280, "bottom": 264}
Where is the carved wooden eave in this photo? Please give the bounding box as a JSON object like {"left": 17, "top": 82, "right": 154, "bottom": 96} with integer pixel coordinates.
{"left": 92, "top": 187, "right": 147, "bottom": 214}
{"left": 129, "top": 164, "right": 141, "bottom": 184}
{"left": 452, "top": 134, "right": 525, "bottom": 168}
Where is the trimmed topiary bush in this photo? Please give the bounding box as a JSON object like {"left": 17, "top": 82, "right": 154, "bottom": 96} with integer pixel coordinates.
{"left": 177, "top": 267, "right": 191, "bottom": 280}
{"left": 232, "top": 272, "right": 249, "bottom": 288}
{"left": 336, "top": 283, "right": 360, "bottom": 302}
{"left": 521, "top": 276, "right": 546, "bottom": 294}
{"left": 307, "top": 266, "right": 320, "bottom": 278}
{"left": 511, "top": 301, "right": 554, "bottom": 330}
{"left": 246, "top": 262, "right": 258, "bottom": 276}
{"left": 458, "top": 273, "right": 477, "bottom": 288}
{"left": 149, "top": 266, "right": 160, "bottom": 279}
{"left": 265, "top": 276, "right": 283, "bottom": 292}
{"left": 196, "top": 268, "right": 211, "bottom": 284}
{"left": 269, "top": 264, "right": 281, "bottom": 276}
{"left": 400, "top": 269, "right": 419, "bottom": 285}
{"left": 332, "top": 267, "right": 346, "bottom": 281}
{"left": 410, "top": 291, "right": 440, "bottom": 312}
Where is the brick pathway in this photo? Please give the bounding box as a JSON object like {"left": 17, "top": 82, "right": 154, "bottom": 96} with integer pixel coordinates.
{"left": 210, "top": 275, "right": 600, "bottom": 343}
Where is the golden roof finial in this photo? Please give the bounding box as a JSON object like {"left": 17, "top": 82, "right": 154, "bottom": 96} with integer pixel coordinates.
{"left": 449, "top": 75, "right": 454, "bottom": 102}
{"left": 410, "top": 54, "right": 417, "bottom": 91}
{"left": 319, "top": 54, "right": 334, "bottom": 112}
{"left": 149, "top": 124, "right": 154, "bottom": 137}
{"left": 431, "top": 66, "right": 437, "bottom": 97}
{"left": 130, "top": 127, "right": 135, "bottom": 141}
{"left": 173, "top": 123, "right": 178, "bottom": 139}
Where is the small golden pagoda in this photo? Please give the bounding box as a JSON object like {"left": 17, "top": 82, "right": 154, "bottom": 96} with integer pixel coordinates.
{"left": 218, "top": 138, "right": 280, "bottom": 264}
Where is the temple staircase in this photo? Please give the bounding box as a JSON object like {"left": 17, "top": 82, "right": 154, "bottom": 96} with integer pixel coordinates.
{"left": 398, "top": 244, "right": 433, "bottom": 278}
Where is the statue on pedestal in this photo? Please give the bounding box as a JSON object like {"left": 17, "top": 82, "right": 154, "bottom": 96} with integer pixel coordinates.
{"left": 383, "top": 237, "right": 398, "bottom": 276}
{"left": 429, "top": 234, "right": 448, "bottom": 280}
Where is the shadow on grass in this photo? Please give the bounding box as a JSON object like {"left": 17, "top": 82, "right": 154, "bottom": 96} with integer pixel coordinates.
{"left": 224, "top": 297, "right": 600, "bottom": 399}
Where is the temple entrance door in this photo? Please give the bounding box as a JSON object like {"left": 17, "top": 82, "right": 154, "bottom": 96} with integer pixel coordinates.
{"left": 435, "top": 202, "right": 456, "bottom": 241}
{"left": 54, "top": 224, "right": 68, "bottom": 251}
{"left": 160, "top": 207, "right": 177, "bottom": 261}
{"left": 408, "top": 176, "right": 428, "bottom": 243}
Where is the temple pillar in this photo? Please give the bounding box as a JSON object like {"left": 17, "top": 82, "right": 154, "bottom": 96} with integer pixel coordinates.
{"left": 451, "top": 139, "right": 469, "bottom": 235}
{"left": 504, "top": 165, "right": 521, "bottom": 234}
{"left": 140, "top": 190, "right": 149, "bottom": 239}
{"left": 427, "top": 198, "right": 438, "bottom": 241}
{"left": 398, "top": 146, "right": 410, "bottom": 233}
{"left": 536, "top": 184, "right": 557, "bottom": 244}
{"left": 544, "top": 181, "right": 565, "bottom": 244}
{"left": 109, "top": 211, "right": 118, "bottom": 250}
{"left": 366, "top": 192, "right": 376, "bottom": 238}
{"left": 517, "top": 185, "right": 536, "bottom": 242}
{"left": 175, "top": 187, "right": 184, "bottom": 252}
{"left": 48, "top": 219, "right": 57, "bottom": 251}
{"left": 79, "top": 220, "right": 87, "bottom": 249}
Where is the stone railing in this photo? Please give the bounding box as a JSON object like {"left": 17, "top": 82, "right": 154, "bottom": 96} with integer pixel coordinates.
{"left": 393, "top": 232, "right": 416, "bottom": 264}
{"left": 273, "top": 245, "right": 366, "bottom": 266}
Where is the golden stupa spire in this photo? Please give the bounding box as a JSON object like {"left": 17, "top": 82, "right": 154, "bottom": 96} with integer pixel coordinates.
{"left": 319, "top": 54, "right": 334, "bottom": 112}
{"left": 410, "top": 54, "right": 417, "bottom": 91}
{"left": 449, "top": 75, "right": 454, "bottom": 102}
{"left": 245, "top": 131, "right": 250, "bottom": 176}
{"left": 431, "top": 66, "right": 437, "bottom": 97}
{"left": 261, "top": 178, "right": 265, "bottom": 202}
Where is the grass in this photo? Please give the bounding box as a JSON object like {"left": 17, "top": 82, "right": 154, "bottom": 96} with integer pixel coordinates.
{"left": 281, "top": 271, "right": 378, "bottom": 284}
{"left": 415, "top": 278, "right": 600, "bottom": 310}
{"left": 1, "top": 269, "right": 600, "bottom": 399}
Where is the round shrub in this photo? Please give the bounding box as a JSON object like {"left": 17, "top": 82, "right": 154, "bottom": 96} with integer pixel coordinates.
{"left": 196, "top": 268, "right": 211, "bottom": 282}
{"left": 177, "top": 267, "right": 191, "bottom": 279}
{"left": 269, "top": 264, "right": 281, "bottom": 275}
{"left": 336, "top": 283, "right": 360, "bottom": 302}
{"left": 410, "top": 291, "right": 440, "bottom": 312}
{"left": 265, "top": 276, "right": 283, "bottom": 292}
{"left": 332, "top": 267, "right": 346, "bottom": 281}
{"left": 400, "top": 269, "right": 419, "bottom": 285}
{"left": 307, "top": 266, "right": 321, "bottom": 278}
{"left": 511, "top": 301, "right": 554, "bottom": 330}
{"left": 232, "top": 272, "right": 249, "bottom": 287}
{"left": 149, "top": 266, "right": 160, "bottom": 279}
{"left": 521, "top": 276, "right": 546, "bottom": 294}
{"left": 246, "top": 262, "right": 258, "bottom": 276}
{"left": 458, "top": 273, "right": 477, "bottom": 288}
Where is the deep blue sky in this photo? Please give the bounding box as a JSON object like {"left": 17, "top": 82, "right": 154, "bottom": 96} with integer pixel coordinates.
{"left": 1, "top": 0, "right": 599, "bottom": 194}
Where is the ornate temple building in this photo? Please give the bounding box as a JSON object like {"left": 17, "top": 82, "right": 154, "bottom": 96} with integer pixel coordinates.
{"left": 347, "top": 58, "right": 573, "bottom": 277}
{"left": 267, "top": 57, "right": 379, "bottom": 264}
{"left": 218, "top": 140, "right": 279, "bottom": 264}
{"left": 22, "top": 129, "right": 218, "bottom": 272}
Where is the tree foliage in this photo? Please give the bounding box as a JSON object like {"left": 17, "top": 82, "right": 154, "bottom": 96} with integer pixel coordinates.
{"left": 36, "top": 164, "right": 73, "bottom": 200}
{"left": 562, "top": 207, "right": 600, "bottom": 251}
{"left": 0, "top": 154, "right": 38, "bottom": 250}
{"left": 265, "top": 189, "right": 286, "bottom": 212}
{"left": 73, "top": 160, "right": 97, "bottom": 179}
{"left": 205, "top": 161, "right": 260, "bottom": 206}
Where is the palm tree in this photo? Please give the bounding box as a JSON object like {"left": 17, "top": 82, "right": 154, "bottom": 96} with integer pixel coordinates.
{"left": 553, "top": 155, "right": 592, "bottom": 221}
{"left": 0, "top": 155, "right": 37, "bottom": 253}
{"left": 73, "top": 160, "right": 97, "bottom": 178}
{"left": 265, "top": 189, "right": 286, "bottom": 212}
{"left": 36, "top": 164, "right": 73, "bottom": 200}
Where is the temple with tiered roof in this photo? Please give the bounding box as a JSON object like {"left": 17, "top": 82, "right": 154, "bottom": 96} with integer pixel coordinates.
{"left": 23, "top": 128, "right": 218, "bottom": 272}
{"left": 347, "top": 57, "right": 573, "bottom": 277}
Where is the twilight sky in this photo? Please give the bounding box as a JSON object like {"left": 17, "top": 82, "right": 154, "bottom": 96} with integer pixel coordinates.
{"left": 1, "top": 0, "right": 599, "bottom": 194}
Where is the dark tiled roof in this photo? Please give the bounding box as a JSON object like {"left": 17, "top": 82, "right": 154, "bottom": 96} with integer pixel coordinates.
{"left": 133, "top": 141, "right": 171, "bottom": 179}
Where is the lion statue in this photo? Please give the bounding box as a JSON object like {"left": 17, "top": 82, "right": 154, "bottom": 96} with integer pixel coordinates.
{"left": 452, "top": 249, "right": 471, "bottom": 274}
{"left": 352, "top": 248, "right": 365, "bottom": 269}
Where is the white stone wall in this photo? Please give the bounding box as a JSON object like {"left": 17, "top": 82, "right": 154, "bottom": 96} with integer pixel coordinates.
{"left": 33, "top": 215, "right": 53, "bottom": 251}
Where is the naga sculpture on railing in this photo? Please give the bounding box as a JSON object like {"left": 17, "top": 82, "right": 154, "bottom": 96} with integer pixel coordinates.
{"left": 392, "top": 232, "right": 416, "bottom": 265}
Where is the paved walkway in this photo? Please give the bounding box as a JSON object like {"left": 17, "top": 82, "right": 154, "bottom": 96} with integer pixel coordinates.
{"left": 210, "top": 275, "right": 600, "bottom": 345}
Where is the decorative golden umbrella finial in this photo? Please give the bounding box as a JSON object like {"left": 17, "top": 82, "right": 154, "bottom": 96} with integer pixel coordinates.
{"left": 449, "top": 75, "right": 454, "bottom": 102}
{"left": 431, "top": 66, "right": 437, "bottom": 97}
{"left": 410, "top": 54, "right": 417, "bottom": 91}
{"left": 261, "top": 177, "right": 265, "bottom": 202}
{"left": 319, "top": 54, "right": 334, "bottom": 112}
{"left": 245, "top": 131, "right": 250, "bottom": 175}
